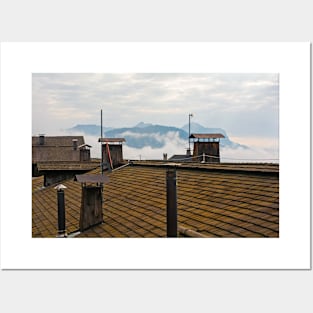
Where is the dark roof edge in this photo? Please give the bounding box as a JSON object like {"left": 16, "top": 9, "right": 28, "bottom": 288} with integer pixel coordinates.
{"left": 190, "top": 133, "right": 225, "bottom": 139}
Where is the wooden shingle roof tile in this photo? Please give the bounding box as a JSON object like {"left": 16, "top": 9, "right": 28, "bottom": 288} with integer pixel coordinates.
{"left": 32, "top": 136, "right": 85, "bottom": 146}
{"left": 32, "top": 162, "right": 279, "bottom": 238}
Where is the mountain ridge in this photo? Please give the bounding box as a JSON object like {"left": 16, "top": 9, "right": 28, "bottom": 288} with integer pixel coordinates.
{"left": 67, "top": 122, "right": 247, "bottom": 150}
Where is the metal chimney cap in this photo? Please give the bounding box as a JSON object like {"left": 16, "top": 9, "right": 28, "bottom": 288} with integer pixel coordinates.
{"left": 54, "top": 184, "right": 67, "bottom": 190}
{"left": 74, "top": 174, "right": 109, "bottom": 184}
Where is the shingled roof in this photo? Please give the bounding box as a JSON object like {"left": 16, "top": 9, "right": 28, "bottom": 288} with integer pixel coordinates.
{"left": 32, "top": 136, "right": 85, "bottom": 147}
{"left": 32, "top": 162, "right": 279, "bottom": 238}
{"left": 36, "top": 161, "right": 99, "bottom": 171}
{"left": 32, "top": 136, "right": 86, "bottom": 163}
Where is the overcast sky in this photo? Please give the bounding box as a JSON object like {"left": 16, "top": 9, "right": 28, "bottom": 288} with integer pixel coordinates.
{"left": 32, "top": 73, "right": 279, "bottom": 140}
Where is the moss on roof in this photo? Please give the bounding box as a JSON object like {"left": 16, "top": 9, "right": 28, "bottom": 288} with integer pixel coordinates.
{"left": 32, "top": 162, "right": 279, "bottom": 238}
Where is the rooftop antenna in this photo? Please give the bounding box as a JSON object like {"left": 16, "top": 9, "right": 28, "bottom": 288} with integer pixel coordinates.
{"left": 101, "top": 109, "right": 104, "bottom": 174}
{"left": 188, "top": 113, "right": 193, "bottom": 154}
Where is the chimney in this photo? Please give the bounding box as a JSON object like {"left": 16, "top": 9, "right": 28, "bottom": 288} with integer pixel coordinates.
{"left": 39, "top": 134, "right": 45, "bottom": 145}
{"left": 163, "top": 153, "right": 168, "bottom": 161}
{"left": 166, "top": 168, "right": 178, "bottom": 237}
{"left": 191, "top": 133, "right": 225, "bottom": 163}
{"left": 75, "top": 174, "right": 110, "bottom": 232}
{"left": 98, "top": 138, "right": 126, "bottom": 169}
{"left": 72, "top": 139, "right": 78, "bottom": 150}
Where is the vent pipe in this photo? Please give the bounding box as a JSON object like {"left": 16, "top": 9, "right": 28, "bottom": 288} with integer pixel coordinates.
{"left": 201, "top": 152, "right": 205, "bottom": 163}
{"left": 166, "top": 168, "right": 178, "bottom": 237}
{"left": 55, "top": 184, "right": 67, "bottom": 237}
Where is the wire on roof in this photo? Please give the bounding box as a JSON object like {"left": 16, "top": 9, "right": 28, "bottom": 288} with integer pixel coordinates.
{"left": 129, "top": 153, "right": 279, "bottom": 162}
{"left": 203, "top": 154, "right": 279, "bottom": 161}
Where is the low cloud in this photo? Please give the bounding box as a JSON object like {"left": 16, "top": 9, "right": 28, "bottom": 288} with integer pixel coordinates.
{"left": 123, "top": 132, "right": 187, "bottom": 160}
{"left": 122, "top": 132, "right": 279, "bottom": 162}
{"left": 221, "top": 135, "right": 279, "bottom": 162}
{"left": 221, "top": 146, "right": 279, "bottom": 163}
{"left": 53, "top": 128, "right": 279, "bottom": 162}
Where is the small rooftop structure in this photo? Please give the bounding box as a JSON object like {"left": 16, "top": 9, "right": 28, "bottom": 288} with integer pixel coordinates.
{"left": 78, "top": 143, "right": 92, "bottom": 149}
{"left": 190, "top": 133, "right": 225, "bottom": 163}
{"left": 32, "top": 135, "right": 91, "bottom": 163}
{"left": 74, "top": 173, "right": 110, "bottom": 231}
{"left": 32, "top": 135, "right": 96, "bottom": 186}
{"left": 98, "top": 137, "right": 126, "bottom": 170}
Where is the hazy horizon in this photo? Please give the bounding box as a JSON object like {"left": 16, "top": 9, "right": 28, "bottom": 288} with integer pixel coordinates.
{"left": 32, "top": 73, "right": 279, "bottom": 162}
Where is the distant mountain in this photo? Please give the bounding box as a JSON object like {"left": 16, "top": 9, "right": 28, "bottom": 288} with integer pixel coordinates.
{"left": 105, "top": 124, "right": 188, "bottom": 149}
{"left": 181, "top": 122, "right": 227, "bottom": 136}
{"left": 135, "top": 122, "right": 153, "bottom": 128}
{"left": 182, "top": 122, "right": 247, "bottom": 149}
{"left": 66, "top": 122, "right": 247, "bottom": 150}
{"left": 67, "top": 124, "right": 113, "bottom": 136}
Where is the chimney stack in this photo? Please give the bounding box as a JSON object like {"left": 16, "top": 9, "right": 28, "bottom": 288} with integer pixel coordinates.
{"left": 39, "top": 134, "right": 45, "bottom": 145}
{"left": 163, "top": 153, "right": 167, "bottom": 161}
{"left": 75, "top": 174, "right": 110, "bottom": 232}
{"left": 72, "top": 139, "right": 78, "bottom": 150}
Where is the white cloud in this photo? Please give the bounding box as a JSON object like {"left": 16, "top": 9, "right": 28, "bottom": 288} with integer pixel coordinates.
{"left": 50, "top": 127, "right": 279, "bottom": 162}
{"left": 121, "top": 132, "right": 187, "bottom": 160}
{"left": 32, "top": 73, "right": 279, "bottom": 143}
{"left": 221, "top": 146, "right": 278, "bottom": 163}
{"left": 47, "top": 107, "right": 94, "bottom": 120}
{"left": 221, "top": 135, "right": 279, "bottom": 162}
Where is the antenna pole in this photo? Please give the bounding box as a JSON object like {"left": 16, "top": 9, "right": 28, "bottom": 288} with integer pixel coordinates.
{"left": 101, "top": 109, "right": 104, "bottom": 174}
{"left": 101, "top": 109, "right": 103, "bottom": 139}
{"left": 188, "top": 113, "right": 193, "bottom": 152}
{"left": 189, "top": 114, "right": 191, "bottom": 151}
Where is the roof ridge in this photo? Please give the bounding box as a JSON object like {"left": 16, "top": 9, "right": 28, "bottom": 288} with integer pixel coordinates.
{"left": 129, "top": 161, "right": 279, "bottom": 176}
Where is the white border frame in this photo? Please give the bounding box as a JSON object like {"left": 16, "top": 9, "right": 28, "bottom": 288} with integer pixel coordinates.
{"left": 0, "top": 42, "right": 311, "bottom": 269}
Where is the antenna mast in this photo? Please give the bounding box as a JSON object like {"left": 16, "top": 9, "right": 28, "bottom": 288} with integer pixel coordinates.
{"left": 101, "top": 109, "right": 104, "bottom": 174}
